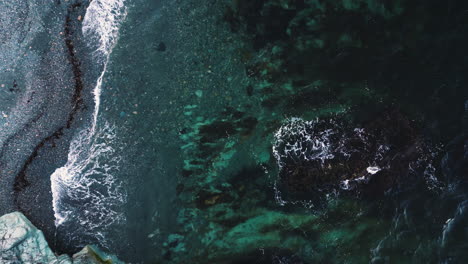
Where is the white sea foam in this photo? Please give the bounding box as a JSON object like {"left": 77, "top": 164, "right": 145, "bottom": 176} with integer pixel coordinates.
{"left": 272, "top": 118, "right": 337, "bottom": 169}
{"left": 82, "top": 0, "right": 127, "bottom": 58}
{"left": 366, "top": 166, "right": 381, "bottom": 175}
{"left": 51, "top": 122, "right": 125, "bottom": 229}
{"left": 50, "top": 0, "right": 127, "bottom": 243}
{"left": 82, "top": 0, "right": 127, "bottom": 127}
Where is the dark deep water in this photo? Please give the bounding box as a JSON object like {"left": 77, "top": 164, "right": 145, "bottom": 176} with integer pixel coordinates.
{"left": 1, "top": 0, "right": 468, "bottom": 263}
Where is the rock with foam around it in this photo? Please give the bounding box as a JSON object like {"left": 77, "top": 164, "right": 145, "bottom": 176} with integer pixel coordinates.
{"left": 273, "top": 110, "right": 436, "bottom": 199}
{"left": 0, "top": 212, "right": 122, "bottom": 264}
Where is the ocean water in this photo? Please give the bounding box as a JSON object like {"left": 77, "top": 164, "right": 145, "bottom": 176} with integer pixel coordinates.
{"left": 50, "top": 0, "right": 128, "bottom": 246}
{"left": 1, "top": 0, "right": 468, "bottom": 263}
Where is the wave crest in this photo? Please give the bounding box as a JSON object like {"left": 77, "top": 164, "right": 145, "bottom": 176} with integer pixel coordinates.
{"left": 82, "top": 0, "right": 127, "bottom": 57}
{"left": 51, "top": 122, "right": 126, "bottom": 242}
{"left": 50, "top": 0, "right": 128, "bottom": 246}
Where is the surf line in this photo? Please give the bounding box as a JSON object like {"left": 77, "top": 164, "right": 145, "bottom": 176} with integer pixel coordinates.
{"left": 13, "top": 2, "right": 88, "bottom": 197}
{"left": 51, "top": 0, "right": 128, "bottom": 227}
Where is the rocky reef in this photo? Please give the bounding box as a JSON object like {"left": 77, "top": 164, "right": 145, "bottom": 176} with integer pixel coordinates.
{"left": 0, "top": 212, "right": 122, "bottom": 264}
{"left": 151, "top": 0, "right": 468, "bottom": 263}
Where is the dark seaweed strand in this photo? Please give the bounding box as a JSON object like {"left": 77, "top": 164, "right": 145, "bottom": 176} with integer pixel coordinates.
{"left": 13, "top": 2, "right": 86, "bottom": 193}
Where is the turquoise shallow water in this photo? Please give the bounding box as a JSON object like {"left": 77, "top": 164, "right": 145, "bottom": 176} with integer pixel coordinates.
{"left": 1, "top": 0, "right": 468, "bottom": 263}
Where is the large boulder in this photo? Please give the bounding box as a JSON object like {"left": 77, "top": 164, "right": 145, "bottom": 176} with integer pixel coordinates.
{"left": 0, "top": 212, "right": 59, "bottom": 263}
{"left": 0, "top": 212, "right": 122, "bottom": 264}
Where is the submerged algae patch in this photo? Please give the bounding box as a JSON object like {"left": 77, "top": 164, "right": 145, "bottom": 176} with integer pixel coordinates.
{"left": 157, "top": 0, "right": 468, "bottom": 263}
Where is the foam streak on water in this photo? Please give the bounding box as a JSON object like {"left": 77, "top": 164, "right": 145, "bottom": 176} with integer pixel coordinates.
{"left": 83, "top": 0, "right": 127, "bottom": 127}
{"left": 51, "top": 122, "right": 125, "bottom": 229}
{"left": 50, "top": 0, "right": 127, "bottom": 244}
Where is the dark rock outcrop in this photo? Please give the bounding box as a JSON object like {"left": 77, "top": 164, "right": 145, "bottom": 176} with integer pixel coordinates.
{"left": 273, "top": 110, "right": 438, "bottom": 199}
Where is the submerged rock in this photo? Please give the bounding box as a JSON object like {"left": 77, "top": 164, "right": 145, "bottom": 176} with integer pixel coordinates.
{"left": 273, "top": 110, "right": 439, "bottom": 199}
{"left": 72, "top": 245, "right": 122, "bottom": 264}
{"left": 0, "top": 212, "right": 122, "bottom": 264}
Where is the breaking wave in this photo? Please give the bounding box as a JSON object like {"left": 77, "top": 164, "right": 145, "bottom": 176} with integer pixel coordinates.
{"left": 83, "top": 0, "right": 127, "bottom": 127}
{"left": 50, "top": 0, "right": 127, "bottom": 245}
{"left": 51, "top": 122, "right": 126, "bottom": 236}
